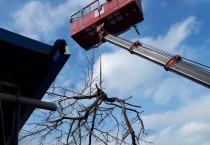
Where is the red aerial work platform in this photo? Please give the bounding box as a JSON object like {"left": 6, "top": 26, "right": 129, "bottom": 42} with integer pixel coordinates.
{"left": 70, "top": 0, "right": 144, "bottom": 50}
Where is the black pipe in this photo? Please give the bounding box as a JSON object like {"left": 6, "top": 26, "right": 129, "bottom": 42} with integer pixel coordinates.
{"left": 0, "top": 93, "right": 57, "bottom": 111}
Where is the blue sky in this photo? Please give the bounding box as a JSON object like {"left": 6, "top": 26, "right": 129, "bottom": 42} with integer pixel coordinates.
{"left": 1, "top": 0, "right": 210, "bottom": 145}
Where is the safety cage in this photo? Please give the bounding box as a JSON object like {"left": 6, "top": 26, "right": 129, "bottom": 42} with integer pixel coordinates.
{"left": 70, "top": 0, "right": 144, "bottom": 50}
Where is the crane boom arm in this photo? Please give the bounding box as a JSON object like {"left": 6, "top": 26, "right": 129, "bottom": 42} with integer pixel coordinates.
{"left": 103, "top": 33, "right": 210, "bottom": 89}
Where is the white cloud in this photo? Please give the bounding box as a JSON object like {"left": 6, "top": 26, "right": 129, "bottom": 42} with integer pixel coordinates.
{"left": 142, "top": 95, "right": 210, "bottom": 130}
{"left": 141, "top": 95, "right": 210, "bottom": 145}
{"left": 140, "top": 16, "right": 199, "bottom": 53}
{"left": 144, "top": 76, "right": 204, "bottom": 104}
{"left": 94, "top": 48, "right": 162, "bottom": 95}
{"left": 147, "top": 122, "right": 210, "bottom": 145}
{"left": 11, "top": 0, "right": 89, "bottom": 41}
{"left": 93, "top": 16, "right": 199, "bottom": 96}
{"left": 178, "top": 122, "right": 210, "bottom": 143}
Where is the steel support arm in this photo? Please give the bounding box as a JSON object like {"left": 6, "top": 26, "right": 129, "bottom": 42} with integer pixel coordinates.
{"left": 0, "top": 93, "right": 57, "bottom": 111}
{"left": 104, "top": 34, "right": 210, "bottom": 89}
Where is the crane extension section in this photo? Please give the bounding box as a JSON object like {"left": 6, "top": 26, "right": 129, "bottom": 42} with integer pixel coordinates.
{"left": 70, "top": 0, "right": 210, "bottom": 89}
{"left": 100, "top": 30, "right": 210, "bottom": 88}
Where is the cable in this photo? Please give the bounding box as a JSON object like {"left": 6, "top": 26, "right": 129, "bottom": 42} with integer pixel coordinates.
{"left": 182, "top": 57, "right": 210, "bottom": 70}
{"left": 139, "top": 42, "right": 210, "bottom": 72}
{"left": 0, "top": 96, "right": 6, "bottom": 145}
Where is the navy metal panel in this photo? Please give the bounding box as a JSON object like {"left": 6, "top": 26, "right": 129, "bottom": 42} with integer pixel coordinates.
{"left": 0, "top": 28, "right": 51, "bottom": 54}
{"left": 0, "top": 28, "right": 70, "bottom": 144}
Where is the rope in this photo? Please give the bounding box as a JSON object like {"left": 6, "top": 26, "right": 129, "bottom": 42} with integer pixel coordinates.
{"left": 90, "top": 48, "right": 95, "bottom": 96}
{"left": 0, "top": 97, "right": 6, "bottom": 145}
{"left": 99, "top": 38, "right": 103, "bottom": 90}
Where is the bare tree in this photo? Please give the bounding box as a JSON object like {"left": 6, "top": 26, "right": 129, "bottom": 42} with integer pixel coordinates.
{"left": 20, "top": 52, "right": 150, "bottom": 145}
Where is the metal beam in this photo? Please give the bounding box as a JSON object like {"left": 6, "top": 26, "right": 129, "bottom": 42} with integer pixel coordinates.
{"left": 0, "top": 81, "right": 20, "bottom": 89}
{"left": 0, "top": 93, "right": 57, "bottom": 111}
{"left": 104, "top": 34, "right": 210, "bottom": 89}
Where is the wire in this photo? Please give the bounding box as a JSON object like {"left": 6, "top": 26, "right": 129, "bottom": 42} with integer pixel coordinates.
{"left": 0, "top": 96, "right": 6, "bottom": 145}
